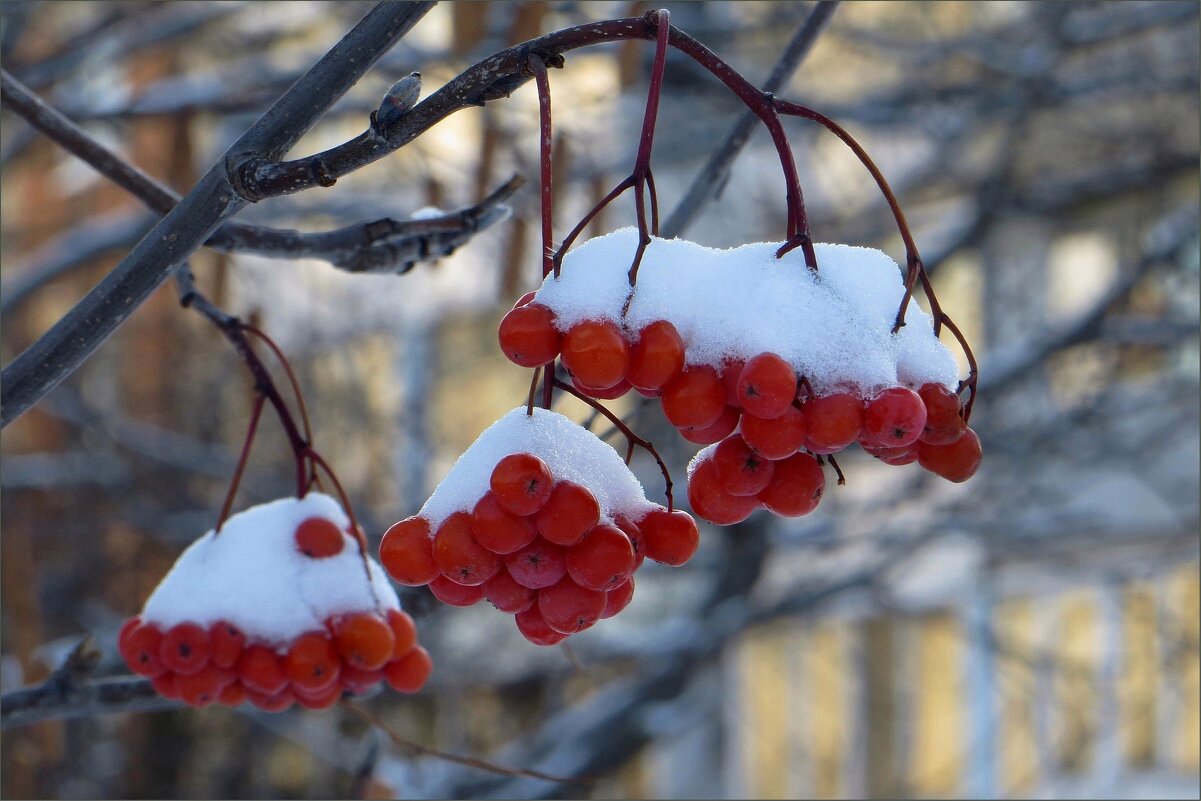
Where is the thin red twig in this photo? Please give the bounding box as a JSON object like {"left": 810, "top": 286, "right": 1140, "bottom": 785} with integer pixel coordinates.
{"left": 216, "top": 394, "right": 266, "bottom": 533}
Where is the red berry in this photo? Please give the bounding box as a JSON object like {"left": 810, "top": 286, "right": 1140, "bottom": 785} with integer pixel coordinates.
{"left": 713, "top": 434, "right": 775, "bottom": 497}
{"left": 340, "top": 664, "right": 384, "bottom": 694}
{"left": 661, "top": 365, "right": 725, "bottom": 429}
{"left": 380, "top": 516, "right": 439, "bottom": 587}
{"left": 332, "top": 613, "right": 395, "bottom": 671}
{"left": 384, "top": 646, "right": 433, "bottom": 693}
{"left": 285, "top": 631, "right": 342, "bottom": 694}
{"left": 247, "top": 688, "right": 295, "bottom": 712}
{"left": 864, "top": 387, "right": 927, "bottom": 447}
{"left": 505, "top": 538, "right": 567, "bottom": 589}
{"left": 294, "top": 682, "right": 343, "bottom": 710}
{"left": 687, "top": 456, "right": 759, "bottom": 525}
{"left": 566, "top": 524, "right": 636, "bottom": 591}
{"left": 177, "top": 664, "right": 233, "bottom": 708}
{"left": 122, "top": 621, "right": 167, "bottom": 678}
{"left": 237, "top": 645, "right": 288, "bottom": 696}
{"left": 209, "top": 621, "right": 246, "bottom": 670}
{"left": 640, "top": 508, "right": 699, "bottom": 566}
{"left": 471, "top": 492, "right": 538, "bottom": 554}
{"left": 757, "top": 452, "right": 825, "bottom": 517}
{"left": 294, "top": 517, "right": 344, "bottom": 558}
{"left": 627, "top": 320, "right": 685, "bottom": 392}
{"left": 613, "top": 514, "right": 647, "bottom": 571}
{"left": 918, "top": 383, "right": 966, "bottom": 445}
{"left": 538, "top": 578, "right": 607, "bottom": 635}
{"left": 802, "top": 392, "right": 864, "bottom": 453}
{"left": 601, "top": 577, "right": 635, "bottom": 619}
{"left": 862, "top": 439, "right": 919, "bottom": 466}
{"left": 512, "top": 291, "right": 537, "bottom": 309}
{"left": 515, "top": 606, "right": 567, "bottom": 646}
{"left": 560, "top": 319, "right": 630, "bottom": 390}
{"left": 720, "top": 358, "right": 747, "bottom": 407}
{"left": 428, "top": 575, "right": 485, "bottom": 606}
{"left": 433, "top": 512, "right": 501, "bottom": 586}
{"left": 483, "top": 569, "right": 537, "bottom": 613}
{"left": 737, "top": 353, "right": 797, "bottom": 418}
{"left": 385, "top": 609, "right": 417, "bottom": 659}
{"left": 740, "top": 405, "right": 807, "bottom": 460}
{"left": 490, "top": 453, "right": 553, "bottom": 516}
{"left": 572, "top": 375, "right": 631, "bottom": 400}
{"left": 679, "top": 405, "right": 741, "bottom": 445}
{"left": 917, "top": 427, "right": 982, "bottom": 482}
{"left": 152, "top": 672, "right": 180, "bottom": 700}
{"left": 535, "top": 482, "right": 601, "bottom": 546}
{"left": 117, "top": 616, "right": 140, "bottom": 657}
{"left": 498, "top": 304, "right": 560, "bottom": 367}
{"left": 159, "top": 622, "right": 212, "bottom": 676}
{"left": 217, "top": 681, "right": 246, "bottom": 707}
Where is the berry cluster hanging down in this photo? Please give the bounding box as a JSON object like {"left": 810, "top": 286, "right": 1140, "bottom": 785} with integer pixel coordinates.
{"left": 119, "top": 494, "right": 431, "bottom": 710}
{"left": 498, "top": 229, "right": 982, "bottom": 525}
{"left": 380, "top": 408, "right": 699, "bottom": 645}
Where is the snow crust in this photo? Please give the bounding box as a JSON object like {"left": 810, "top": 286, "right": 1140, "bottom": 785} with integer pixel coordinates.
{"left": 142, "top": 493, "right": 399, "bottom": 648}
{"left": 418, "top": 407, "right": 656, "bottom": 529}
{"left": 533, "top": 228, "right": 960, "bottom": 394}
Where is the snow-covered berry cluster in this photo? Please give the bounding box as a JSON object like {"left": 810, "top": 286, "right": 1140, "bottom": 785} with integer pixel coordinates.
{"left": 118, "top": 494, "right": 431, "bottom": 710}
{"left": 380, "top": 408, "right": 699, "bottom": 645}
{"left": 498, "top": 230, "right": 982, "bottom": 525}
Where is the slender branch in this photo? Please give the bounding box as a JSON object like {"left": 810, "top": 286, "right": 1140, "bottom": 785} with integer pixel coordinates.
{"left": 0, "top": 1, "right": 434, "bottom": 428}
{"left": 0, "top": 70, "right": 519, "bottom": 275}
{"left": 662, "top": 1, "right": 839, "bottom": 238}
{"left": 528, "top": 56, "right": 554, "bottom": 279}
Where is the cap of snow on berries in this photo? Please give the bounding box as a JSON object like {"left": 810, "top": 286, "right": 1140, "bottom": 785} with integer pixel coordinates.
{"left": 530, "top": 228, "right": 959, "bottom": 396}
{"left": 140, "top": 493, "right": 400, "bottom": 646}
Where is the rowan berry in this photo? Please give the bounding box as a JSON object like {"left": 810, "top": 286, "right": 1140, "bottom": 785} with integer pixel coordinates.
{"left": 483, "top": 569, "right": 537, "bottom": 613}
{"left": 572, "top": 375, "right": 632, "bottom": 400}
{"left": 209, "top": 621, "right": 246, "bottom": 670}
{"left": 294, "top": 682, "right": 343, "bottom": 710}
{"left": 640, "top": 508, "right": 699, "bottom": 566}
{"left": 687, "top": 456, "right": 759, "bottom": 525}
{"left": 433, "top": 512, "right": 501, "bottom": 586}
{"left": 177, "top": 664, "right": 233, "bottom": 708}
{"left": 117, "top": 616, "right": 140, "bottom": 658}
{"left": 863, "top": 387, "right": 927, "bottom": 448}
{"left": 565, "top": 524, "right": 636, "bottom": 591}
{"left": 627, "top": 320, "right": 685, "bottom": 392}
{"left": 471, "top": 492, "right": 538, "bottom": 554}
{"left": 428, "top": 574, "right": 485, "bottom": 606}
{"left": 678, "top": 405, "right": 741, "bottom": 445}
{"left": 917, "top": 427, "right": 982, "bottom": 483}
{"left": 122, "top": 621, "right": 167, "bottom": 678}
{"left": 294, "top": 517, "right": 344, "bottom": 558}
{"left": 159, "top": 622, "right": 212, "bottom": 676}
{"left": 601, "top": 577, "right": 635, "bottom": 619}
{"left": 498, "top": 303, "right": 561, "bottom": 367}
{"left": 720, "top": 358, "right": 747, "bottom": 407}
{"left": 247, "top": 688, "right": 295, "bottom": 712}
{"left": 217, "top": 681, "right": 246, "bottom": 707}
{"left": 538, "top": 578, "right": 607, "bottom": 635}
{"left": 490, "top": 453, "right": 553, "bottom": 516}
{"left": 332, "top": 613, "right": 395, "bottom": 671}
{"left": 151, "top": 672, "right": 180, "bottom": 700}
{"left": 237, "top": 645, "right": 288, "bottom": 696}
{"left": 379, "top": 516, "right": 439, "bottom": 587}
{"left": 918, "top": 383, "right": 966, "bottom": 445}
{"left": 613, "top": 514, "right": 646, "bottom": 571}
{"left": 384, "top": 646, "right": 433, "bottom": 693}
{"left": 802, "top": 392, "right": 864, "bottom": 453}
{"left": 757, "top": 452, "right": 825, "bottom": 517}
{"left": 861, "top": 439, "right": 918, "bottom": 466}
{"left": 560, "top": 319, "right": 630, "bottom": 390}
{"left": 713, "top": 434, "right": 775, "bottom": 497}
{"left": 385, "top": 609, "right": 417, "bottom": 659}
{"left": 661, "top": 365, "right": 725, "bottom": 429}
{"left": 737, "top": 353, "right": 797, "bottom": 418}
{"left": 535, "top": 482, "right": 601, "bottom": 546}
{"left": 740, "top": 405, "right": 807, "bottom": 460}
{"left": 340, "top": 664, "right": 384, "bottom": 694}
{"left": 285, "top": 631, "right": 342, "bottom": 694}
{"left": 505, "top": 538, "right": 567, "bottom": 589}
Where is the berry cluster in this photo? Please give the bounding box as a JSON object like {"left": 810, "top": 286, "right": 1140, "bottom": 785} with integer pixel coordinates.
{"left": 381, "top": 446, "right": 698, "bottom": 646}
{"left": 687, "top": 359, "right": 981, "bottom": 524}
{"left": 118, "top": 605, "right": 430, "bottom": 710}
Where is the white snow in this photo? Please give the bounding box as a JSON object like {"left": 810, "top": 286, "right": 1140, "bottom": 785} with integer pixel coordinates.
{"left": 418, "top": 407, "right": 657, "bottom": 529}
{"left": 141, "top": 493, "right": 400, "bottom": 649}
{"left": 533, "top": 228, "right": 960, "bottom": 395}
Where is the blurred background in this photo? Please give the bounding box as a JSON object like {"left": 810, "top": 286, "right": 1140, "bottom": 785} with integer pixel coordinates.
{"left": 1, "top": 1, "right": 1198, "bottom": 798}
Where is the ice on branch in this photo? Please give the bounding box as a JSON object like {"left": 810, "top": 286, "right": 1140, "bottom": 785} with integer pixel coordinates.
{"left": 141, "top": 493, "right": 399, "bottom": 647}
{"left": 533, "top": 228, "right": 959, "bottom": 394}
{"left": 418, "top": 407, "right": 656, "bottom": 529}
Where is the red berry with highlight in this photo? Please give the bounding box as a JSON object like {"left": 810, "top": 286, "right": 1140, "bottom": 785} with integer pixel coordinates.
{"left": 737, "top": 353, "right": 797, "bottom": 418}
{"left": 159, "top": 622, "right": 212, "bottom": 676}
{"left": 627, "top": 320, "right": 685, "bottom": 391}
{"left": 572, "top": 375, "right": 632, "bottom": 400}
{"left": 379, "top": 516, "right": 439, "bottom": 587}
{"left": 687, "top": 456, "right": 759, "bottom": 525}
{"left": 499, "top": 303, "right": 561, "bottom": 367}
{"left": 483, "top": 569, "right": 537, "bottom": 613}
{"left": 802, "top": 392, "right": 864, "bottom": 453}
{"left": 538, "top": 578, "right": 607, "bottom": 635}
{"left": 248, "top": 688, "right": 295, "bottom": 712}
{"left": 341, "top": 664, "right": 384, "bottom": 694}
{"left": 433, "top": 512, "right": 501, "bottom": 586}
{"left": 515, "top": 606, "right": 567, "bottom": 646}
{"left": 640, "top": 508, "right": 699, "bottom": 566}
{"left": 679, "top": 406, "right": 741, "bottom": 445}
{"left": 285, "top": 631, "right": 341, "bottom": 694}
{"left": 566, "top": 524, "right": 636, "bottom": 591}
{"left": 237, "top": 645, "right": 288, "bottom": 696}
{"left": 713, "top": 434, "right": 775, "bottom": 497}
{"left": 177, "top": 664, "right": 233, "bottom": 708}
{"left": 918, "top": 383, "right": 966, "bottom": 445}
{"left": 385, "top": 609, "right": 417, "bottom": 659}
{"left": 152, "top": 672, "right": 180, "bottom": 700}
{"left": 560, "top": 319, "right": 630, "bottom": 391}
{"left": 123, "top": 623, "right": 167, "bottom": 678}
{"left": 661, "top": 365, "right": 725, "bottom": 429}
{"left": 428, "top": 575, "right": 485, "bottom": 606}
{"left": 218, "top": 681, "right": 246, "bottom": 707}
{"left": 209, "top": 621, "right": 246, "bottom": 670}
{"left": 740, "top": 405, "right": 807, "bottom": 460}
{"left": 535, "top": 482, "right": 601, "bottom": 546}
{"left": 294, "top": 517, "right": 344, "bottom": 558}
{"left": 864, "top": 387, "right": 927, "bottom": 448}
{"left": 472, "top": 492, "right": 538, "bottom": 554}
{"left": 720, "top": 358, "right": 747, "bottom": 407}
{"left": 490, "top": 453, "right": 553, "bottom": 516}
{"left": 505, "top": 539, "right": 567, "bottom": 589}
{"left": 332, "top": 613, "right": 395, "bottom": 671}
{"left": 294, "top": 682, "right": 343, "bottom": 710}
{"left": 917, "top": 427, "right": 982, "bottom": 483}
{"left": 601, "top": 577, "right": 635, "bottom": 619}
{"left": 384, "top": 646, "right": 433, "bottom": 693}
{"left": 757, "top": 452, "right": 825, "bottom": 517}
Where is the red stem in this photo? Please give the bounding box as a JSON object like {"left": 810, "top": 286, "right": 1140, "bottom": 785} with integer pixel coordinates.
{"left": 306, "top": 448, "right": 375, "bottom": 588}
{"left": 530, "top": 56, "right": 555, "bottom": 279}
{"left": 215, "top": 393, "right": 266, "bottom": 533}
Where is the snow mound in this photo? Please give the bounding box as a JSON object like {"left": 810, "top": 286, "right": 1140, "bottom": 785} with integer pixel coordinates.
{"left": 141, "top": 493, "right": 399, "bottom": 648}
{"left": 418, "top": 407, "right": 656, "bottom": 529}
{"left": 533, "top": 228, "right": 959, "bottom": 394}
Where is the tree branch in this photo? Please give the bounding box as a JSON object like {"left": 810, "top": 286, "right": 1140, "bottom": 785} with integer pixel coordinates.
{"left": 0, "top": 1, "right": 435, "bottom": 428}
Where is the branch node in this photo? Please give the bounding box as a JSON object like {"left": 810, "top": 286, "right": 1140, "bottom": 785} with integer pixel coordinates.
{"left": 311, "top": 158, "right": 337, "bottom": 188}
{"left": 230, "top": 157, "right": 268, "bottom": 203}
